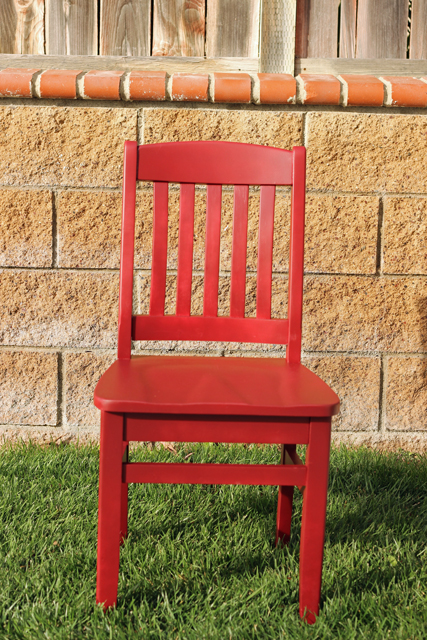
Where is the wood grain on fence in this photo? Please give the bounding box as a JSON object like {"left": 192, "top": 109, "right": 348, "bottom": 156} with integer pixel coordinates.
{"left": 356, "top": 0, "right": 409, "bottom": 58}
{"left": 152, "top": 0, "right": 205, "bottom": 57}
{"left": 410, "top": 0, "right": 427, "bottom": 59}
{"left": 100, "top": 0, "right": 151, "bottom": 56}
{"left": 0, "top": 0, "right": 45, "bottom": 54}
{"left": 339, "top": 0, "right": 357, "bottom": 58}
{"left": 305, "top": 0, "right": 340, "bottom": 59}
{"left": 46, "top": 0, "right": 97, "bottom": 55}
{"left": 206, "top": 0, "right": 260, "bottom": 58}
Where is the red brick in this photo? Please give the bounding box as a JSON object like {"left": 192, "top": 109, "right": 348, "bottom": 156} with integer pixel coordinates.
{"left": 298, "top": 74, "right": 340, "bottom": 105}
{"left": 341, "top": 74, "right": 384, "bottom": 107}
{"left": 214, "top": 73, "right": 251, "bottom": 103}
{"left": 0, "top": 68, "right": 38, "bottom": 98}
{"left": 258, "top": 73, "right": 296, "bottom": 104}
{"left": 39, "top": 69, "right": 81, "bottom": 99}
{"left": 172, "top": 73, "right": 208, "bottom": 102}
{"left": 383, "top": 76, "right": 427, "bottom": 108}
{"left": 129, "top": 70, "right": 166, "bottom": 101}
{"left": 83, "top": 70, "right": 123, "bottom": 100}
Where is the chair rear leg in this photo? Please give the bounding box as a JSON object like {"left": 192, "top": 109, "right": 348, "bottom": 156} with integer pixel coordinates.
{"left": 120, "top": 443, "right": 129, "bottom": 543}
{"left": 275, "top": 444, "right": 295, "bottom": 545}
{"left": 299, "top": 418, "right": 331, "bottom": 624}
{"left": 96, "top": 411, "right": 124, "bottom": 609}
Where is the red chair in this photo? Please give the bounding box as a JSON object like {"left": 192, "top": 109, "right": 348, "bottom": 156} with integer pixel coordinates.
{"left": 94, "top": 140, "right": 340, "bottom": 623}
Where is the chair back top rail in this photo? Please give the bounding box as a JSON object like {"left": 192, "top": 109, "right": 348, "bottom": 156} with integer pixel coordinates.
{"left": 118, "top": 141, "right": 306, "bottom": 362}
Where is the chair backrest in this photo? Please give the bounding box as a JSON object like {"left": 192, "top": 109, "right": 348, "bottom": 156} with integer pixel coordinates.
{"left": 118, "top": 141, "right": 306, "bottom": 365}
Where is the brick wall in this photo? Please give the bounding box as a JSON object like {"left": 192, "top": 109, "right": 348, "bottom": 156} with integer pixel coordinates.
{"left": 1, "top": 96, "right": 427, "bottom": 451}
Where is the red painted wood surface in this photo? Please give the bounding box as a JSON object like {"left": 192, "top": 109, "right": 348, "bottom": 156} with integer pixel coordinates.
{"left": 95, "top": 140, "right": 339, "bottom": 623}
{"left": 149, "top": 182, "right": 169, "bottom": 316}
{"left": 203, "top": 184, "right": 222, "bottom": 316}
{"left": 124, "top": 462, "right": 307, "bottom": 486}
{"left": 125, "top": 415, "right": 310, "bottom": 444}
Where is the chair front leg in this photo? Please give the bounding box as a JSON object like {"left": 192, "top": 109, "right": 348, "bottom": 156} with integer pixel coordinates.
{"left": 299, "top": 418, "right": 331, "bottom": 624}
{"left": 96, "top": 411, "right": 125, "bottom": 609}
{"left": 275, "top": 444, "right": 295, "bottom": 545}
{"left": 120, "top": 442, "right": 129, "bottom": 543}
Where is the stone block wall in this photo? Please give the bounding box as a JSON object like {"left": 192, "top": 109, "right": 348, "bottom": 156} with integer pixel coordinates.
{"left": 1, "top": 95, "right": 427, "bottom": 450}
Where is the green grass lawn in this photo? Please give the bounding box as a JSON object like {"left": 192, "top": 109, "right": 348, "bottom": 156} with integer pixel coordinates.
{"left": 0, "top": 442, "right": 426, "bottom": 639}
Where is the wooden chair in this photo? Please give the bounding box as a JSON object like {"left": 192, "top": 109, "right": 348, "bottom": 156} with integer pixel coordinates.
{"left": 94, "top": 140, "right": 340, "bottom": 623}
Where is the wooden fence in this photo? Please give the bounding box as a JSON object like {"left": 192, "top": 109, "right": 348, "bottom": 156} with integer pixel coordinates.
{"left": 297, "top": 0, "right": 427, "bottom": 60}
{"left": 0, "top": 0, "right": 260, "bottom": 58}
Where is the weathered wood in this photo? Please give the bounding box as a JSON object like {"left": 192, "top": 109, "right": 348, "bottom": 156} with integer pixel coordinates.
{"left": 410, "top": 0, "right": 427, "bottom": 59}
{"left": 0, "top": 54, "right": 259, "bottom": 73}
{"left": 100, "top": 0, "right": 151, "bottom": 56}
{"left": 0, "top": 1, "right": 17, "bottom": 54}
{"left": 152, "top": 0, "right": 205, "bottom": 57}
{"left": 260, "top": 0, "right": 297, "bottom": 74}
{"left": 306, "top": 0, "right": 340, "bottom": 58}
{"left": 46, "top": 0, "right": 97, "bottom": 55}
{"left": 295, "top": 57, "right": 427, "bottom": 76}
{"left": 356, "top": 0, "right": 409, "bottom": 59}
{"left": 295, "top": 0, "right": 309, "bottom": 58}
{"left": 0, "top": 0, "right": 45, "bottom": 54}
{"left": 339, "top": 0, "right": 357, "bottom": 58}
{"left": 206, "top": 0, "right": 260, "bottom": 58}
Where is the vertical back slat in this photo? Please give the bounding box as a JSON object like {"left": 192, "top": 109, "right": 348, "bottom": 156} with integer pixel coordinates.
{"left": 203, "top": 185, "right": 222, "bottom": 317}
{"left": 117, "top": 141, "right": 138, "bottom": 360}
{"left": 256, "top": 186, "right": 275, "bottom": 320}
{"left": 149, "top": 182, "right": 169, "bottom": 316}
{"left": 176, "top": 184, "right": 196, "bottom": 316}
{"left": 230, "top": 185, "right": 249, "bottom": 318}
{"left": 287, "top": 147, "right": 306, "bottom": 365}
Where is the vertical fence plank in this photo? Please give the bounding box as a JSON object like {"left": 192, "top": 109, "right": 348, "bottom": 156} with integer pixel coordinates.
{"left": 3, "top": 0, "right": 45, "bottom": 54}
{"left": 305, "top": 0, "right": 340, "bottom": 58}
{"left": 46, "top": 0, "right": 97, "bottom": 55}
{"left": 206, "top": 0, "right": 260, "bottom": 58}
{"left": 295, "top": 0, "right": 309, "bottom": 57}
{"left": 356, "top": 0, "right": 409, "bottom": 58}
{"left": 339, "top": 0, "right": 357, "bottom": 58}
{"left": 0, "top": 1, "right": 17, "bottom": 53}
{"left": 410, "top": 0, "right": 427, "bottom": 59}
{"left": 152, "top": 0, "right": 205, "bottom": 56}
{"left": 100, "top": 0, "right": 151, "bottom": 56}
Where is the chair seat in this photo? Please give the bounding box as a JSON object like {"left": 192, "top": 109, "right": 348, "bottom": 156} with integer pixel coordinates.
{"left": 94, "top": 355, "right": 340, "bottom": 417}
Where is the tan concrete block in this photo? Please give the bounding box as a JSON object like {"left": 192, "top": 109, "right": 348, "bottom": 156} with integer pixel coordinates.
{"left": 0, "top": 271, "right": 119, "bottom": 348}
{"left": 305, "top": 195, "right": 379, "bottom": 274}
{"left": 58, "top": 189, "right": 154, "bottom": 269}
{"left": 383, "top": 197, "right": 427, "bottom": 274}
{"left": 65, "top": 351, "right": 115, "bottom": 427}
{"left": 303, "top": 355, "right": 380, "bottom": 431}
{"left": 307, "top": 113, "right": 427, "bottom": 193}
{"left": 0, "top": 107, "right": 136, "bottom": 187}
{"left": 0, "top": 351, "right": 57, "bottom": 425}
{"left": 143, "top": 108, "right": 303, "bottom": 148}
{"left": 386, "top": 357, "right": 427, "bottom": 431}
{"left": 303, "top": 275, "right": 427, "bottom": 353}
{"left": 0, "top": 189, "right": 52, "bottom": 267}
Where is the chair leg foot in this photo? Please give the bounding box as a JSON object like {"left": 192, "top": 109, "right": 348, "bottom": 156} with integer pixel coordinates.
{"left": 96, "top": 412, "right": 124, "bottom": 608}
{"left": 299, "top": 418, "right": 331, "bottom": 624}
